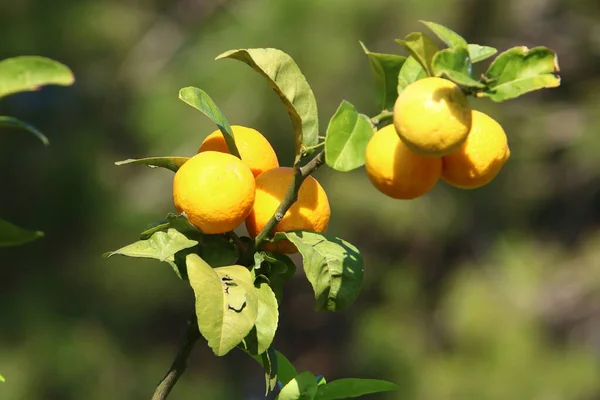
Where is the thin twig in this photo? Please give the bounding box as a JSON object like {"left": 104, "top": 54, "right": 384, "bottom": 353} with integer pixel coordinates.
{"left": 152, "top": 314, "right": 201, "bottom": 400}
{"left": 370, "top": 109, "right": 393, "bottom": 127}
{"left": 253, "top": 151, "right": 325, "bottom": 250}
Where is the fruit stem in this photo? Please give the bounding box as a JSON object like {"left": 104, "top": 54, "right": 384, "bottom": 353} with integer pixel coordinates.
{"left": 370, "top": 109, "right": 393, "bottom": 127}
{"left": 253, "top": 150, "right": 325, "bottom": 250}
{"left": 151, "top": 314, "right": 200, "bottom": 400}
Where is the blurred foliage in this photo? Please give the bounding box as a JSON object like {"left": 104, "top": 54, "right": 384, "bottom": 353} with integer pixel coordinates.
{"left": 1, "top": 0, "right": 600, "bottom": 399}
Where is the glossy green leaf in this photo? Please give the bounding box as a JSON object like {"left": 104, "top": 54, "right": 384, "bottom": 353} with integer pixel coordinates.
{"left": 0, "top": 218, "right": 43, "bottom": 247}
{"left": 254, "top": 282, "right": 278, "bottom": 354}
{"left": 243, "top": 281, "right": 279, "bottom": 355}
{"left": 259, "top": 251, "right": 297, "bottom": 302}
{"left": 395, "top": 32, "right": 439, "bottom": 76}
{"left": 104, "top": 229, "right": 198, "bottom": 279}
{"left": 432, "top": 47, "right": 485, "bottom": 89}
{"left": 481, "top": 46, "right": 561, "bottom": 102}
{"left": 275, "top": 350, "right": 299, "bottom": 386}
{"left": 0, "top": 56, "right": 74, "bottom": 99}
{"left": 200, "top": 235, "right": 238, "bottom": 267}
{"left": 178, "top": 87, "right": 240, "bottom": 158}
{"left": 260, "top": 347, "right": 279, "bottom": 394}
{"left": 115, "top": 156, "right": 189, "bottom": 172}
{"left": 274, "top": 232, "right": 363, "bottom": 311}
{"left": 359, "top": 42, "right": 406, "bottom": 110}
{"left": 468, "top": 44, "right": 498, "bottom": 63}
{"left": 325, "top": 101, "right": 374, "bottom": 172}
{"left": 276, "top": 372, "right": 318, "bottom": 400}
{"left": 187, "top": 254, "right": 258, "bottom": 356}
{"left": 397, "top": 56, "right": 427, "bottom": 94}
{"left": 216, "top": 48, "right": 319, "bottom": 162}
{"left": 0, "top": 116, "right": 49, "bottom": 146}
{"left": 314, "top": 378, "right": 399, "bottom": 400}
{"left": 419, "top": 20, "right": 468, "bottom": 49}
{"left": 104, "top": 228, "right": 197, "bottom": 262}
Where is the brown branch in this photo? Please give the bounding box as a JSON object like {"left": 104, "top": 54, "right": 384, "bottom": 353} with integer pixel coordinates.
{"left": 151, "top": 315, "right": 200, "bottom": 400}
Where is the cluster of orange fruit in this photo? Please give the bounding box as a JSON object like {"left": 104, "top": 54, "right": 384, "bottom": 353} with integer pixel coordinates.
{"left": 366, "top": 77, "right": 511, "bottom": 199}
{"left": 172, "top": 126, "right": 330, "bottom": 253}
{"left": 172, "top": 77, "right": 510, "bottom": 252}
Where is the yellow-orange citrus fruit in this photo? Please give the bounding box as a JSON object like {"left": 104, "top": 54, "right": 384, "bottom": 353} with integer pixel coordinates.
{"left": 365, "top": 124, "right": 442, "bottom": 199}
{"left": 198, "top": 125, "right": 279, "bottom": 177}
{"left": 173, "top": 151, "right": 255, "bottom": 234}
{"left": 245, "top": 167, "right": 330, "bottom": 254}
{"left": 442, "top": 110, "right": 510, "bottom": 189}
{"left": 393, "top": 77, "right": 472, "bottom": 157}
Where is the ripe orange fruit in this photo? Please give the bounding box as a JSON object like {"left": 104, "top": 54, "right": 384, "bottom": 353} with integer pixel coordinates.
{"left": 198, "top": 125, "right": 279, "bottom": 177}
{"left": 365, "top": 124, "right": 442, "bottom": 199}
{"left": 245, "top": 167, "right": 330, "bottom": 254}
{"left": 393, "top": 77, "right": 472, "bottom": 157}
{"left": 173, "top": 151, "right": 255, "bottom": 234}
{"left": 442, "top": 110, "right": 510, "bottom": 189}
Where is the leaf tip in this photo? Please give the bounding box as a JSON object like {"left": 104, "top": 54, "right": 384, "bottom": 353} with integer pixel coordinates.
{"left": 215, "top": 49, "right": 238, "bottom": 61}
{"left": 359, "top": 41, "right": 369, "bottom": 53}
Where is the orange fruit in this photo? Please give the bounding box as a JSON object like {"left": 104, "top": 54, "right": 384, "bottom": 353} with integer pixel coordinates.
{"left": 245, "top": 167, "right": 330, "bottom": 254}
{"left": 198, "top": 125, "right": 279, "bottom": 177}
{"left": 442, "top": 110, "right": 510, "bottom": 189}
{"left": 365, "top": 124, "right": 442, "bottom": 199}
{"left": 393, "top": 77, "right": 472, "bottom": 157}
{"left": 173, "top": 151, "right": 255, "bottom": 234}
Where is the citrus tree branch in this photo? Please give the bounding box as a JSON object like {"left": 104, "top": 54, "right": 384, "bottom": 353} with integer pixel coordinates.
{"left": 152, "top": 314, "right": 200, "bottom": 400}
{"left": 253, "top": 150, "right": 325, "bottom": 249}
{"left": 370, "top": 109, "right": 393, "bottom": 127}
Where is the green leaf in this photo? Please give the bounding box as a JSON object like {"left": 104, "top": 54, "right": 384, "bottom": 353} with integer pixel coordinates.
{"left": 397, "top": 57, "right": 427, "bottom": 94}
{"left": 260, "top": 347, "right": 279, "bottom": 394}
{"left": 468, "top": 44, "right": 497, "bottom": 63}
{"left": 395, "top": 32, "right": 440, "bottom": 76}
{"left": 104, "top": 228, "right": 197, "bottom": 262}
{"left": 432, "top": 47, "right": 485, "bottom": 89}
{"left": 0, "top": 56, "right": 74, "bottom": 99}
{"left": 139, "top": 214, "right": 237, "bottom": 269}
{"left": 324, "top": 101, "right": 374, "bottom": 172}
{"left": 104, "top": 228, "right": 198, "bottom": 279}
{"left": 254, "top": 251, "right": 297, "bottom": 302}
{"left": 418, "top": 21, "right": 497, "bottom": 63}
{"left": 216, "top": 48, "right": 319, "bottom": 162}
{"left": 0, "top": 218, "right": 43, "bottom": 247}
{"left": 200, "top": 235, "right": 238, "bottom": 268}
{"left": 481, "top": 46, "right": 561, "bottom": 102}
{"left": 419, "top": 20, "right": 468, "bottom": 49}
{"left": 178, "top": 87, "right": 240, "bottom": 158}
{"left": 0, "top": 374, "right": 4, "bottom": 382}
{"left": 274, "top": 232, "right": 364, "bottom": 312}
{"left": 0, "top": 116, "right": 49, "bottom": 146}
{"left": 276, "top": 372, "right": 318, "bottom": 400}
{"left": 275, "top": 350, "right": 299, "bottom": 387}
{"left": 115, "top": 156, "right": 189, "bottom": 172}
{"left": 187, "top": 254, "right": 258, "bottom": 356}
{"left": 253, "top": 281, "right": 279, "bottom": 354}
{"left": 314, "top": 378, "right": 399, "bottom": 400}
{"left": 359, "top": 42, "right": 406, "bottom": 110}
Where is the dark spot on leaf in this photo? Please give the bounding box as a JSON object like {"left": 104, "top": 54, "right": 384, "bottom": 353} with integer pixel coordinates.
{"left": 228, "top": 301, "right": 247, "bottom": 313}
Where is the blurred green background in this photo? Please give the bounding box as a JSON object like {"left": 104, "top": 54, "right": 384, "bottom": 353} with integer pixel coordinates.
{"left": 2, "top": 0, "right": 600, "bottom": 399}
